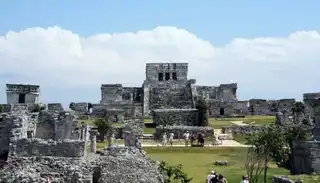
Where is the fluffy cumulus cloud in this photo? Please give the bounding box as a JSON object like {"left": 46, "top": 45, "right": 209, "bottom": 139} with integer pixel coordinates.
{"left": 0, "top": 26, "right": 319, "bottom": 104}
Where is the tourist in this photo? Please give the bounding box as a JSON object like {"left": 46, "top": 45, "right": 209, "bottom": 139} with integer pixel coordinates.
{"left": 190, "top": 134, "right": 195, "bottom": 145}
{"left": 240, "top": 175, "right": 249, "bottom": 183}
{"left": 218, "top": 174, "right": 227, "bottom": 183}
{"left": 169, "top": 132, "right": 174, "bottom": 146}
{"left": 197, "top": 133, "right": 205, "bottom": 146}
{"left": 183, "top": 131, "right": 190, "bottom": 147}
{"left": 206, "top": 170, "right": 217, "bottom": 183}
{"left": 162, "top": 133, "right": 167, "bottom": 146}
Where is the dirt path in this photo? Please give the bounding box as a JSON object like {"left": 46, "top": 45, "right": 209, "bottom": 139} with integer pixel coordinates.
{"left": 229, "top": 121, "right": 248, "bottom": 126}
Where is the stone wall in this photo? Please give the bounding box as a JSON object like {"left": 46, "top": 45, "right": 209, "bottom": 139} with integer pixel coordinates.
{"left": 249, "top": 99, "right": 270, "bottom": 115}
{"left": 196, "top": 83, "right": 238, "bottom": 117}
{"left": 277, "top": 99, "right": 296, "bottom": 112}
{"left": 91, "top": 103, "right": 143, "bottom": 118}
{"left": 154, "top": 125, "right": 214, "bottom": 139}
{"left": 208, "top": 101, "right": 236, "bottom": 117}
{"left": 145, "top": 63, "right": 188, "bottom": 82}
{"left": 0, "top": 147, "right": 164, "bottom": 183}
{"left": 35, "top": 111, "right": 79, "bottom": 140}
{"left": 0, "top": 112, "right": 29, "bottom": 159}
{"left": 235, "top": 101, "right": 249, "bottom": 115}
{"left": 72, "top": 102, "right": 88, "bottom": 113}
{"left": 148, "top": 82, "right": 194, "bottom": 110}
{"left": 221, "top": 125, "right": 265, "bottom": 134}
{"left": 272, "top": 176, "right": 295, "bottom": 183}
{"left": 100, "top": 84, "right": 143, "bottom": 105}
{"left": 91, "top": 104, "right": 106, "bottom": 117}
{"left": 10, "top": 138, "right": 85, "bottom": 157}
{"left": 304, "top": 92, "right": 320, "bottom": 118}
{"left": 152, "top": 109, "right": 198, "bottom": 126}
{"left": 292, "top": 141, "right": 320, "bottom": 174}
{"left": 47, "top": 103, "right": 64, "bottom": 111}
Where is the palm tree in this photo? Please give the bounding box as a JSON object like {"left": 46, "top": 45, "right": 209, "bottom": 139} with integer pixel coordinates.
{"left": 94, "top": 117, "right": 113, "bottom": 143}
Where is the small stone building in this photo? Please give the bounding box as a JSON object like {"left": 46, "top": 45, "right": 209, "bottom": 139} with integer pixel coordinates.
{"left": 6, "top": 84, "right": 40, "bottom": 104}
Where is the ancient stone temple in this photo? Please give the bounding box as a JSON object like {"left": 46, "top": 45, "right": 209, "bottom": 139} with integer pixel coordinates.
{"left": 92, "top": 63, "right": 247, "bottom": 118}
{"left": 6, "top": 84, "right": 40, "bottom": 104}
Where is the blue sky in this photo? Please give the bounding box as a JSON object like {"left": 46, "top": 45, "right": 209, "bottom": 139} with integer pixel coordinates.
{"left": 0, "top": 1, "right": 319, "bottom": 106}
{"left": 1, "top": 1, "right": 319, "bottom": 45}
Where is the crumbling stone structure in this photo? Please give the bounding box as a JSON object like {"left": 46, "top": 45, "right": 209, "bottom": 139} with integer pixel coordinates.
{"left": 6, "top": 84, "right": 40, "bottom": 104}
{"left": 152, "top": 109, "right": 198, "bottom": 126}
{"left": 0, "top": 110, "right": 163, "bottom": 182}
{"left": 91, "top": 63, "right": 240, "bottom": 118}
{"left": 291, "top": 98, "right": 320, "bottom": 174}
{"left": 47, "top": 103, "right": 64, "bottom": 111}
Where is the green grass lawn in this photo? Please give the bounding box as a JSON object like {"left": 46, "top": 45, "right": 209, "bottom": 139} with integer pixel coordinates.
{"left": 145, "top": 147, "right": 289, "bottom": 183}
{"left": 144, "top": 118, "right": 153, "bottom": 123}
{"left": 239, "top": 115, "right": 275, "bottom": 125}
{"left": 232, "top": 134, "right": 248, "bottom": 144}
{"left": 208, "top": 118, "right": 234, "bottom": 129}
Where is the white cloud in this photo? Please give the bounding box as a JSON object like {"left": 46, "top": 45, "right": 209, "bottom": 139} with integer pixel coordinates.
{"left": 0, "top": 26, "right": 319, "bottom": 103}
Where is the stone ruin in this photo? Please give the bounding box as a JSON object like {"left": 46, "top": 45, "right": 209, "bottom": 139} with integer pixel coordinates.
{"left": 0, "top": 110, "right": 163, "bottom": 183}
{"left": 275, "top": 93, "right": 320, "bottom": 127}
{"left": 291, "top": 97, "right": 320, "bottom": 175}
{"left": 1, "top": 64, "right": 302, "bottom": 120}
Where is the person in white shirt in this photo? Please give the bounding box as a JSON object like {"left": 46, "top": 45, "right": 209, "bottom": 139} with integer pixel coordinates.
{"left": 206, "top": 170, "right": 216, "bottom": 183}
{"left": 162, "top": 133, "right": 167, "bottom": 146}
{"left": 169, "top": 132, "right": 174, "bottom": 146}
{"left": 240, "top": 175, "right": 249, "bottom": 183}
{"left": 183, "top": 131, "right": 190, "bottom": 147}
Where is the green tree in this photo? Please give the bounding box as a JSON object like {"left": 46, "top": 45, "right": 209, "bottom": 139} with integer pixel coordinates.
{"left": 158, "top": 161, "right": 193, "bottom": 183}
{"left": 246, "top": 124, "right": 286, "bottom": 183}
{"left": 69, "top": 102, "right": 75, "bottom": 110}
{"left": 94, "top": 117, "right": 113, "bottom": 142}
{"left": 195, "top": 99, "right": 209, "bottom": 126}
{"left": 283, "top": 124, "right": 312, "bottom": 171}
{"left": 31, "top": 104, "right": 45, "bottom": 112}
{"left": 0, "top": 105, "right": 3, "bottom": 113}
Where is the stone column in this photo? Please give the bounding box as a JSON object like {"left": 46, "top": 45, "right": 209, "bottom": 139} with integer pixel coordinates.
{"left": 81, "top": 124, "right": 86, "bottom": 141}
{"left": 89, "top": 129, "right": 98, "bottom": 153}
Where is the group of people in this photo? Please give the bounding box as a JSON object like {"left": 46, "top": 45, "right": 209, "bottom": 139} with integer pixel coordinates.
{"left": 206, "top": 170, "right": 250, "bottom": 183}
{"left": 161, "top": 131, "right": 205, "bottom": 147}
{"left": 206, "top": 170, "right": 228, "bottom": 183}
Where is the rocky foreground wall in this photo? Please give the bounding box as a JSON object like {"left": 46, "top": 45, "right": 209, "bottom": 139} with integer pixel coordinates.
{"left": 272, "top": 176, "right": 296, "bottom": 183}
{"left": 10, "top": 138, "right": 85, "bottom": 157}
{"left": 221, "top": 125, "right": 265, "bottom": 134}
{"left": 0, "top": 147, "right": 164, "bottom": 183}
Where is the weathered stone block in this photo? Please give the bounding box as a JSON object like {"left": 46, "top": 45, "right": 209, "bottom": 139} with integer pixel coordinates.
{"left": 221, "top": 125, "right": 265, "bottom": 134}
{"left": 272, "top": 176, "right": 296, "bottom": 183}
{"left": 152, "top": 108, "right": 198, "bottom": 126}
{"left": 292, "top": 141, "right": 320, "bottom": 174}
{"left": 11, "top": 138, "right": 85, "bottom": 157}
{"left": 47, "top": 103, "right": 64, "bottom": 111}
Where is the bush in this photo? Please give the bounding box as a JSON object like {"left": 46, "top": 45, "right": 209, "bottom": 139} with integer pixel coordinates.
{"left": 158, "top": 161, "right": 193, "bottom": 183}
{"left": 31, "top": 104, "right": 45, "bottom": 112}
